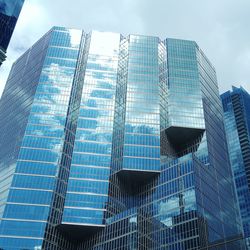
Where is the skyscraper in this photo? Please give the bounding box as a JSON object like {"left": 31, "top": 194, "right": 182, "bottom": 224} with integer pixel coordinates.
{"left": 0, "top": 26, "right": 245, "bottom": 249}
{"left": 221, "top": 86, "right": 250, "bottom": 248}
{"left": 0, "top": 0, "right": 25, "bottom": 65}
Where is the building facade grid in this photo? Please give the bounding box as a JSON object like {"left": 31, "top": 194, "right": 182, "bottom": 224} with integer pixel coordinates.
{"left": 0, "top": 27, "right": 246, "bottom": 249}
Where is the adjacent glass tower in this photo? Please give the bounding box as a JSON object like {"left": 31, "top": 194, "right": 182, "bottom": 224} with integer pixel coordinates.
{"left": 0, "top": 27, "right": 246, "bottom": 249}
{"left": 0, "top": 0, "right": 25, "bottom": 65}
{"left": 221, "top": 86, "right": 250, "bottom": 248}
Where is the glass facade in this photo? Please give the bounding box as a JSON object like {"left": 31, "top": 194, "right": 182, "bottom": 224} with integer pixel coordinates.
{"left": 0, "top": 0, "right": 25, "bottom": 65}
{"left": 0, "top": 27, "right": 246, "bottom": 249}
{"left": 221, "top": 86, "right": 250, "bottom": 248}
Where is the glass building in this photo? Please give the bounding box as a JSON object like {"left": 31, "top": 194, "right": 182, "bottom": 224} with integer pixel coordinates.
{"left": 0, "top": 0, "right": 25, "bottom": 65}
{"left": 221, "top": 86, "right": 250, "bottom": 248}
{"left": 0, "top": 26, "right": 246, "bottom": 249}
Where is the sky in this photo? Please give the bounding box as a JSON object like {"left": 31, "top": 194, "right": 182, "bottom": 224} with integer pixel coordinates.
{"left": 0, "top": 0, "right": 250, "bottom": 97}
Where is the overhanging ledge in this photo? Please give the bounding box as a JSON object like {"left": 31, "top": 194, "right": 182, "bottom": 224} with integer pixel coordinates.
{"left": 57, "top": 222, "right": 105, "bottom": 241}
{"left": 164, "top": 126, "right": 205, "bottom": 156}
{"left": 116, "top": 169, "right": 160, "bottom": 193}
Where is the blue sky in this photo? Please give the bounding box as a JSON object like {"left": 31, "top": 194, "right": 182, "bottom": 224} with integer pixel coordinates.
{"left": 0, "top": 0, "right": 249, "bottom": 97}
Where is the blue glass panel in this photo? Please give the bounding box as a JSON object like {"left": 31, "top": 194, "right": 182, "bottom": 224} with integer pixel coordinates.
{"left": 12, "top": 175, "right": 55, "bottom": 190}
{"left": 8, "top": 189, "right": 53, "bottom": 204}
{"left": 0, "top": 220, "right": 46, "bottom": 237}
